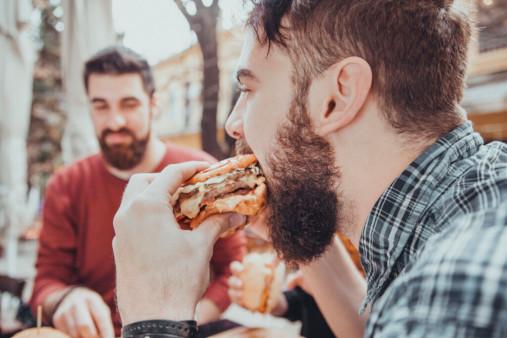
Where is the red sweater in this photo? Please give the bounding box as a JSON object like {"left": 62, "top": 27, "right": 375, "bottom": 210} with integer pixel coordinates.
{"left": 30, "top": 142, "right": 246, "bottom": 335}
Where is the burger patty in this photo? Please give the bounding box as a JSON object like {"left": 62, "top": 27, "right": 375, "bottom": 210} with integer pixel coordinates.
{"left": 201, "top": 182, "right": 252, "bottom": 205}
{"left": 176, "top": 167, "right": 260, "bottom": 203}
{"left": 176, "top": 177, "right": 255, "bottom": 209}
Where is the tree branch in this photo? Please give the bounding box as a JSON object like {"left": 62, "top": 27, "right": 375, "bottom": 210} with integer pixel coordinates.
{"left": 212, "top": 0, "right": 219, "bottom": 17}
{"left": 173, "top": 0, "right": 194, "bottom": 22}
{"left": 194, "top": 0, "right": 205, "bottom": 10}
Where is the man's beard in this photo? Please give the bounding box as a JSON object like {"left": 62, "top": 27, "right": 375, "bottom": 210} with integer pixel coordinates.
{"left": 99, "top": 128, "right": 149, "bottom": 170}
{"left": 236, "top": 96, "right": 341, "bottom": 266}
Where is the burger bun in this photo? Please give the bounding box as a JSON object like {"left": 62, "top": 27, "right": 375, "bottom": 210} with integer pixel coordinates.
{"left": 239, "top": 252, "right": 285, "bottom": 313}
{"left": 12, "top": 327, "right": 70, "bottom": 338}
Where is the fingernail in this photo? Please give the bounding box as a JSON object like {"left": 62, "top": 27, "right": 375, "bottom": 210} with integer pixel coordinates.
{"left": 229, "top": 214, "right": 246, "bottom": 228}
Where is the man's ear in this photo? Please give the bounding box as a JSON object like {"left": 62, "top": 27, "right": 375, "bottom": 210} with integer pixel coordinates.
{"left": 150, "top": 92, "right": 161, "bottom": 119}
{"left": 318, "top": 57, "right": 372, "bottom": 136}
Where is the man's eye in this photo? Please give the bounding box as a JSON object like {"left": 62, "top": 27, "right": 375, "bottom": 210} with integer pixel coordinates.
{"left": 122, "top": 101, "right": 139, "bottom": 109}
{"left": 237, "top": 87, "right": 250, "bottom": 93}
{"left": 93, "top": 105, "right": 108, "bottom": 110}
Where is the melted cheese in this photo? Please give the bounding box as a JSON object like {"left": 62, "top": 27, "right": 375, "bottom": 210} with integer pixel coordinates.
{"left": 179, "top": 187, "right": 206, "bottom": 218}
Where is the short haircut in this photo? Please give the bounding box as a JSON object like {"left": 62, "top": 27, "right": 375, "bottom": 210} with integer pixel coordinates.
{"left": 247, "top": 0, "right": 473, "bottom": 139}
{"left": 83, "top": 45, "right": 155, "bottom": 98}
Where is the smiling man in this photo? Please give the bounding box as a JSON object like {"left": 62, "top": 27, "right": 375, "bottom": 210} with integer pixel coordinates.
{"left": 113, "top": 1, "right": 507, "bottom": 338}
{"left": 30, "top": 46, "right": 246, "bottom": 338}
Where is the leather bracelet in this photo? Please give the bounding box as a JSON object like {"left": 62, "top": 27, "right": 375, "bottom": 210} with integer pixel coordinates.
{"left": 48, "top": 285, "right": 82, "bottom": 326}
{"left": 122, "top": 320, "right": 198, "bottom": 338}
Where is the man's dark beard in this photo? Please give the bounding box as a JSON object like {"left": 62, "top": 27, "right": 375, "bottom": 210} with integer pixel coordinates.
{"left": 235, "top": 137, "right": 253, "bottom": 156}
{"left": 99, "top": 128, "right": 149, "bottom": 170}
{"left": 236, "top": 97, "right": 341, "bottom": 266}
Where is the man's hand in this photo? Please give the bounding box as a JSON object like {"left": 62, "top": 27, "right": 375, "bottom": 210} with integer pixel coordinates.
{"left": 285, "top": 270, "right": 312, "bottom": 296}
{"left": 227, "top": 261, "right": 246, "bottom": 309}
{"left": 52, "top": 287, "right": 114, "bottom": 338}
{"left": 113, "top": 162, "right": 246, "bottom": 325}
{"left": 196, "top": 299, "right": 222, "bottom": 325}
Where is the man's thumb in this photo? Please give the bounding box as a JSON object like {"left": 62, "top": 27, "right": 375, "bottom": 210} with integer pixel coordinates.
{"left": 196, "top": 213, "right": 246, "bottom": 239}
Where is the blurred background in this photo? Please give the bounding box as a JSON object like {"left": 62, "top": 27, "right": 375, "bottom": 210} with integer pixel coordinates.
{"left": 0, "top": 0, "right": 506, "bottom": 334}
{"left": 1, "top": 0, "right": 252, "bottom": 277}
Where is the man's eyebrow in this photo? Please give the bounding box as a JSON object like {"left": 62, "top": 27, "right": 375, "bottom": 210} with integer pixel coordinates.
{"left": 235, "top": 68, "right": 258, "bottom": 84}
{"left": 121, "top": 96, "right": 141, "bottom": 103}
{"left": 91, "top": 98, "right": 107, "bottom": 104}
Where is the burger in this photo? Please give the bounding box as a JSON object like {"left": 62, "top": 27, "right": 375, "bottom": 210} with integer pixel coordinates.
{"left": 239, "top": 252, "right": 286, "bottom": 313}
{"left": 12, "top": 327, "right": 69, "bottom": 338}
{"left": 171, "top": 154, "right": 267, "bottom": 233}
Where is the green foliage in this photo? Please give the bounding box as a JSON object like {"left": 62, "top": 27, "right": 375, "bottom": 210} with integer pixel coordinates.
{"left": 28, "top": 0, "right": 66, "bottom": 193}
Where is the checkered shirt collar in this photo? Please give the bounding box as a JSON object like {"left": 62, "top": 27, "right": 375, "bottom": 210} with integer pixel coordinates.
{"left": 358, "top": 122, "right": 483, "bottom": 312}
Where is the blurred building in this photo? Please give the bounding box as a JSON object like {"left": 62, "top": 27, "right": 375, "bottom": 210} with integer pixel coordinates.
{"left": 153, "top": 1, "right": 507, "bottom": 148}
{"left": 463, "top": 0, "right": 507, "bottom": 142}
{"left": 152, "top": 26, "right": 243, "bottom": 149}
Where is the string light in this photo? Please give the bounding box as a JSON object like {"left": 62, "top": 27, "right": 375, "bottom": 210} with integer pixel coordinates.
{"left": 483, "top": 0, "right": 493, "bottom": 6}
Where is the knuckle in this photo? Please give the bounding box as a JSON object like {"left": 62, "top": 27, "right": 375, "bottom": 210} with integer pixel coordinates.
{"left": 70, "top": 304, "right": 79, "bottom": 317}
{"left": 230, "top": 261, "right": 243, "bottom": 273}
{"left": 53, "top": 314, "right": 64, "bottom": 327}
{"left": 77, "top": 323, "right": 91, "bottom": 334}
{"left": 112, "top": 213, "right": 122, "bottom": 231}
{"left": 87, "top": 291, "right": 100, "bottom": 302}
{"left": 128, "top": 194, "right": 157, "bottom": 214}
{"left": 161, "top": 163, "right": 177, "bottom": 174}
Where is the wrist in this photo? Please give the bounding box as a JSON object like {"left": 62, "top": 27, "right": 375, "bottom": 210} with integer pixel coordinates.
{"left": 120, "top": 306, "right": 195, "bottom": 326}
{"left": 117, "top": 281, "right": 196, "bottom": 325}
{"left": 270, "top": 295, "right": 288, "bottom": 317}
{"left": 43, "top": 285, "right": 82, "bottom": 324}
{"left": 122, "top": 320, "right": 197, "bottom": 338}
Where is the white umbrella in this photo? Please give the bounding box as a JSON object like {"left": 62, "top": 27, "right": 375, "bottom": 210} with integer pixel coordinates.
{"left": 60, "top": 0, "right": 115, "bottom": 163}
{"left": 0, "top": 0, "right": 35, "bottom": 275}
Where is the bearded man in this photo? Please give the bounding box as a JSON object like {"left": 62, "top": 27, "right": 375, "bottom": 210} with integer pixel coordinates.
{"left": 29, "top": 46, "right": 246, "bottom": 338}
{"left": 112, "top": 1, "right": 507, "bottom": 338}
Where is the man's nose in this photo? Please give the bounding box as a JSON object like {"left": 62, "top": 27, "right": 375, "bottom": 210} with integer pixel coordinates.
{"left": 225, "top": 106, "right": 244, "bottom": 140}
{"left": 107, "top": 111, "right": 127, "bottom": 130}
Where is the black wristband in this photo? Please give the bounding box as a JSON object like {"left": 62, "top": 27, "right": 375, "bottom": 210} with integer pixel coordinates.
{"left": 122, "top": 320, "right": 198, "bottom": 338}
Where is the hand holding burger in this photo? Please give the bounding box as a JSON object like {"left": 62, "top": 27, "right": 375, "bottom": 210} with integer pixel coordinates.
{"left": 113, "top": 162, "right": 247, "bottom": 325}
{"left": 228, "top": 252, "right": 286, "bottom": 314}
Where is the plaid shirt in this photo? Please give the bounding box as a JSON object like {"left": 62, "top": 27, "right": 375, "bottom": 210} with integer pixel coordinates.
{"left": 360, "top": 122, "right": 507, "bottom": 337}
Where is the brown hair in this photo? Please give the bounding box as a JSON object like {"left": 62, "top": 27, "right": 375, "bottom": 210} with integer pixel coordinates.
{"left": 83, "top": 45, "right": 155, "bottom": 98}
{"left": 247, "top": 0, "right": 473, "bottom": 139}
